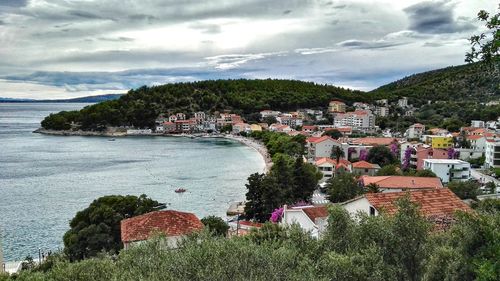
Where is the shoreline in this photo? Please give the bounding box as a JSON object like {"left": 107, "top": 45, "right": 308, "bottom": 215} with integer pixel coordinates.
{"left": 34, "top": 128, "right": 271, "bottom": 173}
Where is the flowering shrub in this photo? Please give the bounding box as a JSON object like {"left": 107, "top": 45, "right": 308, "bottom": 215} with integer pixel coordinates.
{"left": 270, "top": 207, "right": 284, "bottom": 223}
{"left": 403, "top": 147, "right": 413, "bottom": 170}
{"left": 359, "top": 149, "right": 368, "bottom": 161}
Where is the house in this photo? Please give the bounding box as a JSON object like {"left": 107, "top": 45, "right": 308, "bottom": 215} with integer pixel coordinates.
{"left": 328, "top": 100, "right": 346, "bottom": 113}
{"left": 168, "top": 115, "right": 178, "bottom": 123}
{"left": 466, "top": 135, "right": 486, "bottom": 152}
{"left": 423, "top": 159, "right": 471, "bottom": 184}
{"left": 121, "top": 210, "right": 204, "bottom": 250}
{"left": 333, "top": 110, "right": 375, "bottom": 130}
{"left": 176, "top": 113, "right": 186, "bottom": 120}
{"left": 315, "top": 157, "right": 352, "bottom": 179}
{"left": 470, "top": 120, "right": 485, "bottom": 128}
{"left": 485, "top": 140, "right": 500, "bottom": 168}
{"left": 424, "top": 135, "right": 453, "bottom": 149}
{"left": 227, "top": 220, "right": 263, "bottom": 237}
{"left": 352, "top": 161, "right": 380, "bottom": 176}
{"left": 232, "top": 122, "right": 251, "bottom": 134}
{"left": 341, "top": 189, "right": 471, "bottom": 228}
{"left": 269, "top": 123, "right": 293, "bottom": 133}
{"left": 302, "top": 125, "right": 318, "bottom": 133}
{"left": 281, "top": 205, "right": 329, "bottom": 238}
{"left": 374, "top": 106, "right": 389, "bottom": 117}
{"left": 306, "top": 136, "right": 341, "bottom": 162}
{"left": 260, "top": 110, "right": 281, "bottom": 119}
{"left": 351, "top": 137, "right": 397, "bottom": 147}
{"left": 405, "top": 123, "right": 426, "bottom": 139}
{"left": 250, "top": 124, "right": 262, "bottom": 132}
{"left": 397, "top": 97, "right": 409, "bottom": 108}
{"left": 413, "top": 147, "right": 448, "bottom": 170}
{"left": 175, "top": 119, "right": 196, "bottom": 133}
{"left": 359, "top": 176, "right": 443, "bottom": 192}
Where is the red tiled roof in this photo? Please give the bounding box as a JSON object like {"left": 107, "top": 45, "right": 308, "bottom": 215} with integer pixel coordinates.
{"left": 121, "top": 210, "right": 204, "bottom": 243}
{"left": 330, "top": 100, "right": 345, "bottom": 104}
{"left": 315, "top": 157, "right": 351, "bottom": 167}
{"left": 302, "top": 125, "right": 317, "bottom": 130}
{"left": 352, "top": 137, "right": 397, "bottom": 146}
{"left": 306, "top": 135, "right": 337, "bottom": 144}
{"left": 466, "top": 135, "right": 484, "bottom": 140}
{"left": 301, "top": 206, "right": 329, "bottom": 221}
{"left": 365, "top": 189, "right": 471, "bottom": 216}
{"left": 238, "top": 221, "right": 263, "bottom": 228}
{"left": 352, "top": 161, "right": 378, "bottom": 169}
{"left": 360, "top": 176, "right": 443, "bottom": 190}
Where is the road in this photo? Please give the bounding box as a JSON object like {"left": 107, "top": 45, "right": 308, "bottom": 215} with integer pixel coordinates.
{"left": 471, "top": 168, "right": 499, "bottom": 193}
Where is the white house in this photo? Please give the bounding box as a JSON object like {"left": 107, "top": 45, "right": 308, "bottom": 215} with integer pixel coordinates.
{"left": 341, "top": 189, "right": 471, "bottom": 225}
{"left": 485, "top": 140, "right": 500, "bottom": 168}
{"left": 470, "top": 120, "right": 485, "bottom": 128}
{"left": 467, "top": 135, "right": 487, "bottom": 152}
{"left": 281, "top": 205, "right": 329, "bottom": 238}
{"left": 306, "top": 136, "right": 341, "bottom": 162}
{"left": 121, "top": 210, "right": 204, "bottom": 250}
{"left": 260, "top": 110, "right": 281, "bottom": 119}
{"left": 405, "top": 123, "right": 426, "bottom": 139}
{"left": 315, "top": 157, "right": 352, "bottom": 179}
{"left": 423, "top": 159, "right": 471, "bottom": 184}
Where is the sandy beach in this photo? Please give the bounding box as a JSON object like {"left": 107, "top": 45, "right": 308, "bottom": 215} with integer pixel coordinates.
{"left": 223, "top": 134, "right": 272, "bottom": 173}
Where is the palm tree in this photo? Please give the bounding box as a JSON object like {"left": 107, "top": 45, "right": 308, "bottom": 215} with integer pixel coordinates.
{"left": 331, "top": 146, "right": 345, "bottom": 175}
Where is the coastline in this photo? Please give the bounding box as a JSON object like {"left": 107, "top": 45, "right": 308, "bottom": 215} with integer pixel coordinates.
{"left": 34, "top": 128, "right": 272, "bottom": 173}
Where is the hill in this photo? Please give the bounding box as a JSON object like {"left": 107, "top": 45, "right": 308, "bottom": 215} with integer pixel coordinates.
{"left": 370, "top": 61, "right": 500, "bottom": 104}
{"left": 0, "top": 94, "right": 123, "bottom": 103}
{"left": 40, "top": 79, "right": 364, "bottom": 130}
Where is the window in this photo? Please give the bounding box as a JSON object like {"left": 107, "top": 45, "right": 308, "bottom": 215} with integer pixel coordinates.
{"left": 369, "top": 206, "right": 376, "bottom": 216}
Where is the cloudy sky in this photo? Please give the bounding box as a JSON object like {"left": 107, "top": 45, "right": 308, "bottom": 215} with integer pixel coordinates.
{"left": 0, "top": 0, "right": 496, "bottom": 99}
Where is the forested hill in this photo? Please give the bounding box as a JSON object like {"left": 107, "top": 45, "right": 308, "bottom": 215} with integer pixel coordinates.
{"left": 41, "top": 79, "right": 364, "bottom": 130}
{"left": 370, "top": 60, "right": 500, "bottom": 104}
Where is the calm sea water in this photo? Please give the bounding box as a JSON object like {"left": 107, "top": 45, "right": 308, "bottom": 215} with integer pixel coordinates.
{"left": 0, "top": 103, "right": 264, "bottom": 261}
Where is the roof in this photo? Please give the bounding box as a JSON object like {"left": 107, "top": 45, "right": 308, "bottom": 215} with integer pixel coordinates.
{"left": 288, "top": 206, "right": 329, "bottom": 222}
{"left": 423, "top": 159, "right": 469, "bottom": 164}
{"left": 238, "top": 221, "right": 263, "bottom": 228}
{"left": 360, "top": 176, "right": 443, "bottom": 190}
{"left": 306, "top": 135, "right": 337, "bottom": 144}
{"left": 466, "top": 135, "right": 484, "bottom": 140}
{"left": 412, "top": 123, "right": 425, "bottom": 128}
{"left": 315, "top": 157, "right": 351, "bottom": 167}
{"left": 365, "top": 189, "right": 471, "bottom": 216}
{"left": 302, "top": 125, "right": 317, "bottom": 130}
{"left": 330, "top": 100, "right": 345, "bottom": 104}
{"left": 121, "top": 210, "right": 204, "bottom": 243}
{"left": 352, "top": 137, "right": 397, "bottom": 146}
{"left": 352, "top": 161, "right": 379, "bottom": 169}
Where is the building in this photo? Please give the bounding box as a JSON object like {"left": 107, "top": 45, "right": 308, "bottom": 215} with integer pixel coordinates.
{"left": 352, "top": 161, "right": 380, "bottom": 176}
{"left": 333, "top": 110, "right": 375, "bottom": 130}
{"left": 259, "top": 110, "right": 281, "bottom": 119}
{"left": 302, "top": 125, "right": 318, "bottom": 134}
{"left": 328, "top": 100, "right": 346, "bottom": 113}
{"left": 281, "top": 205, "right": 329, "bottom": 238}
{"left": 470, "top": 120, "right": 485, "bottom": 128}
{"left": 341, "top": 189, "right": 471, "bottom": 228}
{"left": 466, "top": 135, "right": 486, "bottom": 152}
{"left": 175, "top": 113, "right": 186, "bottom": 120}
{"left": 374, "top": 106, "right": 389, "bottom": 117}
{"left": 227, "top": 220, "right": 263, "bottom": 237}
{"left": 315, "top": 157, "right": 352, "bottom": 179}
{"left": 250, "top": 124, "right": 262, "bottom": 132}
{"left": 423, "top": 159, "right": 471, "bottom": 184}
{"left": 359, "top": 176, "right": 443, "bottom": 192}
{"left": 397, "top": 97, "right": 409, "bottom": 108}
{"left": 485, "top": 140, "right": 500, "bottom": 168}
{"left": 424, "top": 136, "right": 453, "bottom": 149}
{"left": 405, "top": 123, "right": 426, "bottom": 139}
{"left": 232, "top": 123, "right": 251, "bottom": 134}
{"left": 351, "top": 137, "right": 397, "bottom": 147}
{"left": 121, "top": 210, "right": 204, "bottom": 250}
{"left": 306, "top": 136, "right": 341, "bottom": 162}
{"left": 411, "top": 147, "right": 448, "bottom": 170}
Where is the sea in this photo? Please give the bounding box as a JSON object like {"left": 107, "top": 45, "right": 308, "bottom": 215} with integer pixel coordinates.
{"left": 0, "top": 103, "right": 265, "bottom": 261}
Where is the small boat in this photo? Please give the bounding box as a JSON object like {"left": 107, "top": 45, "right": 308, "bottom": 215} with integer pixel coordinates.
{"left": 108, "top": 138, "right": 116, "bottom": 141}
{"left": 175, "top": 188, "right": 187, "bottom": 193}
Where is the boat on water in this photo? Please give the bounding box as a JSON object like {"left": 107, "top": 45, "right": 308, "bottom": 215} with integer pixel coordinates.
{"left": 175, "top": 188, "right": 187, "bottom": 193}
{"left": 108, "top": 138, "right": 116, "bottom": 141}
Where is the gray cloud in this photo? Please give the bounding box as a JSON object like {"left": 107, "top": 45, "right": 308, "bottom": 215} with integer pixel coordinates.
{"left": 337, "top": 39, "right": 407, "bottom": 49}
{"left": 404, "top": 0, "right": 476, "bottom": 34}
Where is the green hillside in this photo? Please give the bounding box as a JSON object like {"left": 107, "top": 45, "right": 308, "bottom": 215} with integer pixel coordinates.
{"left": 40, "top": 79, "right": 364, "bottom": 130}
{"left": 370, "top": 61, "right": 500, "bottom": 104}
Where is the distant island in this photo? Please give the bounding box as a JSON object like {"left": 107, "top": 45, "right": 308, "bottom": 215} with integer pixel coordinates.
{"left": 0, "top": 94, "right": 123, "bottom": 103}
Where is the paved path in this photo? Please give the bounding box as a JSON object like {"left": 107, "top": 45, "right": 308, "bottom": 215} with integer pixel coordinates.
{"left": 312, "top": 190, "right": 329, "bottom": 205}
{"left": 471, "top": 168, "right": 499, "bottom": 193}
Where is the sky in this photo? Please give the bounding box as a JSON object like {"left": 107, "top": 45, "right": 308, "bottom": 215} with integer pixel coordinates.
{"left": 0, "top": 0, "right": 496, "bottom": 99}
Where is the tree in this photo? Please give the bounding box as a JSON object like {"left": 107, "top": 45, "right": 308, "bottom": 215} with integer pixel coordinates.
{"left": 376, "top": 164, "right": 402, "bottom": 176}
{"left": 326, "top": 173, "right": 363, "bottom": 203}
{"left": 366, "top": 183, "right": 380, "bottom": 193}
{"left": 201, "top": 216, "right": 229, "bottom": 237}
{"left": 330, "top": 146, "right": 345, "bottom": 166}
{"left": 448, "top": 180, "right": 481, "bottom": 200}
{"left": 484, "top": 182, "right": 497, "bottom": 194}
{"left": 63, "top": 194, "right": 161, "bottom": 261}
{"left": 414, "top": 169, "right": 437, "bottom": 178}
{"left": 263, "top": 116, "right": 277, "bottom": 125}
{"left": 466, "top": 5, "right": 500, "bottom": 64}
{"left": 367, "top": 146, "right": 396, "bottom": 167}
{"left": 291, "top": 157, "right": 321, "bottom": 202}
{"left": 244, "top": 173, "right": 267, "bottom": 222}
{"left": 322, "top": 129, "right": 342, "bottom": 139}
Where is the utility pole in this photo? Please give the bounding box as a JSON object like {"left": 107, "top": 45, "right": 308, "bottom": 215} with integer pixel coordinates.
{"left": 0, "top": 228, "right": 4, "bottom": 273}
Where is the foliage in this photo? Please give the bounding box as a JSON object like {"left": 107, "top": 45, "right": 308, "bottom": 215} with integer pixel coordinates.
{"left": 471, "top": 199, "right": 500, "bottom": 214}
{"left": 366, "top": 183, "right": 380, "bottom": 193}
{"left": 376, "top": 164, "right": 402, "bottom": 176}
{"left": 201, "top": 216, "right": 229, "bottom": 237}
{"left": 63, "top": 194, "right": 161, "bottom": 261}
{"left": 244, "top": 155, "right": 321, "bottom": 222}
{"left": 367, "top": 146, "right": 396, "bottom": 167}
{"left": 330, "top": 146, "right": 345, "bottom": 164}
{"left": 41, "top": 79, "right": 363, "bottom": 130}
{"left": 413, "top": 169, "right": 438, "bottom": 178}
{"left": 326, "top": 173, "right": 363, "bottom": 203}
{"left": 466, "top": 5, "right": 500, "bottom": 64}
{"left": 322, "top": 129, "right": 342, "bottom": 139}
{"left": 5, "top": 199, "right": 499, "bottom": 281}
{"left": 448, "top": 180, "right": 481, "bottom": 200}
{"left": 250, "top": 131, "right": 305, "bottom": 158}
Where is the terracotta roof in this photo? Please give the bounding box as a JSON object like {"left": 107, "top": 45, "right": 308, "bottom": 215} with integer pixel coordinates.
{"left": 330, "top": 100, "right": 345, "bottom": 104}
{"left": 315, "top": 157, "right": 351, "bottom": 167}
{"left": 360, "top": 176, "right": 443, "bottom": 190}
{"left": 302, "top": 125, "right": 317, "bottom": 130}
{"left": 467, "top": 135, "right": 484, "bottom": 140}
{"left": 307, "top": 135, "right": 337, "bottom": 144}
{"left": 352, "top": 161, "right": 379, "bottom": 169}
{"left": 238, "top": 221, "right": 263, "bottom": 228}
{"left": 471, "top": 128, "right": 486, "bottom": 134}
{"left": 365, "top": 189, "right": 471, "bottom": 216}
{"left": 352, "top": 137, "right": 397, "bottom": 146}
{"left": 300, "top": 206, "right": 329, "bottom": 222}
{"left": 121, "top": 210, "right": 204, "bottom": 243}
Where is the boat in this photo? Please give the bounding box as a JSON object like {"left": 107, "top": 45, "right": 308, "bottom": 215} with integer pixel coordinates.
{"left": 108, "top": 138, "right": 116, "bottom": 141}
{"left": 175, "top": 188, "right": 187, "bottom": 193}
